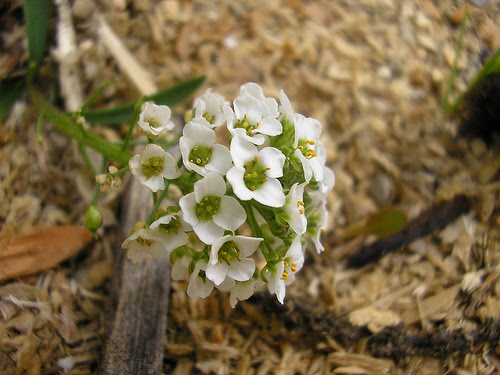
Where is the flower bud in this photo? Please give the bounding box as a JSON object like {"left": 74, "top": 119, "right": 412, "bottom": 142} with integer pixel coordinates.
{"left": 84, "top": 205, "right": 103, "bottom": 232}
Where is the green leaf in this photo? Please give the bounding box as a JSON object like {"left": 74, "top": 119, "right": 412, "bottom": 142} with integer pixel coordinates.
{"left": 82, "top": 76, "right": 205, "bottom": 125}
{"left": 22, "top": 0, "right": 50, "bottom": 69}
{"left": 0, "top": 77, "right": 25, "bottom": 122}
{"left": 449, "top": 49, "right": 500, "bottom": 114}
{"left": 29, "top": 88, "right": 132, "bottom": 166}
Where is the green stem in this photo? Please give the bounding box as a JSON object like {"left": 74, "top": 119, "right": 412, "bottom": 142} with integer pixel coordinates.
{"left": 79, "top": 144, "right": 97, "bottom": 176}
{"left": 442, "top": 8, "right": 468, "bottom": 114}
{"left": 242, "top": 201, "right": 272, "bottom": 259}
{"left": 29, "top": 88, "right": 132, "bottom": 166}
{"left": 122, "top": 98, "right": 145, "bottom": 151}
{"left": 146, "top": 181, "right": 170, "bottom": 224}
{"left": 35, "top": 113, "right": 44, "bottom": 142}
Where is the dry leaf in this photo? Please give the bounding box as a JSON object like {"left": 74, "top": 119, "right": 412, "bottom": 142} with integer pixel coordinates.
{"left": 0, "top": 226, "right": 93, "bottom": 282}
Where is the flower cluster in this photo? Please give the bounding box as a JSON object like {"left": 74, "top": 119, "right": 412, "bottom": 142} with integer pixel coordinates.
{"left": 122, "top": 83, "right": 334, "bottom": 306}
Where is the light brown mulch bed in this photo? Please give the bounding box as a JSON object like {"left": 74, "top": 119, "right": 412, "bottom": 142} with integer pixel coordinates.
{"left": 1, "top": 0, "right": 499, "bottom": 374}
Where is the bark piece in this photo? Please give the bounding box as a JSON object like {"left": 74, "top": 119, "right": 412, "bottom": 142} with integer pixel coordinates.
{"left": 101, "top": 177, "right": 170, "bottom": 374}
{"left": 0, "top": 226, "right": 93, "bottom": 282}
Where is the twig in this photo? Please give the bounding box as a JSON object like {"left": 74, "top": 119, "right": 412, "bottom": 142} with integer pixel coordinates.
{"left": 101, "top": 176, "right": 170, "bottom": 374}
{"left": 94, "top": 13, "right": 157, "bottom": 96}
{"left": 346, "top": 195, "right": 472, "bottom": 268}
{"left": 53, "top": 0, "right": 84, "bottom": 111}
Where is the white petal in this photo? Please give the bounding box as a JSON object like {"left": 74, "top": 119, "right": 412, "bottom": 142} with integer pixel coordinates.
{"left": 217, "top": 277, "right": 236, "bottom": 292}
{"left": 179, "top": 136, "right": 194, "bottom": 170}
{"left": 209, "top": 236, "right": 230, "bottom": 264}
{"left": 279, "top": 90, "right": 294, "bottom": 122}
{"left": 234, "top": 96, "right": 262, "bottom": 124}
{"left": 320, "top": 166, "right": 335, "bottom": 193}
{"left": 310, "top": 157, "right": 324, "bottom": 183}
{"left": 229, "top": 281, "right": 255, "bottom": 307}
{"left": 259, "top": 147, "right": 285, "bottom": 178}
{"left": 286, "top": 236, "right": 304, "bottom": 270}
{"left": 232, "top": 236, "right": 262, "bottom": 257}
{"left": 194, "top": 173, "right": 226, "bottom": 201}
{"left": 227, "top": 258, "right": 255, "bottom": 282}
{"left": 206, "top": 262, "right": 229, "bottom": 285}
{"left": 226, "top": 167, "right": 253, "bottom": 201}
{"left": 255, "top": 117, "right": 282, "bottom": 136}
{"left": 143, "top": 175, "right": 165, "bottom": 192}
{"left": 239, "top": 82, "right": 265, "bottom": 99}
{"left": 194, "top": 220, "right": 224, "bottom": 244}
{"left": 295, "top": 150, "right": 313, "bottom": 182}
{"left": 163, "top": 232, "right": 189, "bottom": 252}
{"left": 213, "top": 196, "right": 246, "bottom": 231}
{"left": 223, "top": 105, "right": 236, "bottom": 128}
{"left": 183, "top": 120, "right": 215, "bottom": 146}
{"left": 187, "top": 272, "right": 214, "bottom": 298}
{"left": 206, "top": 144, "right": 232, "bottom": 175}
{"left": 141, "top": 144, "right": 165, "bottom": 161}
{"left": 230, "top": 136, "right": 257, "bottom": 167}
{"left": 129, "top": 154, "right": 143, "bottom": 179}
{"left": 179, "top": 193, "right": 198, "bottom": 225}
{"left": 161, "top": 151, "right": 181, "bottom": 179}
{"left": 171, "top": 256, "right": 190, "bottom": 280}
{"left": 252, "top": 178, "right": 285, "bottom": 207}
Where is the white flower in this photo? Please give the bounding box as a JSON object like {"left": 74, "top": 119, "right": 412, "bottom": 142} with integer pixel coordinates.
{"left": 224, "top": 83, "right": 282, "bottom": 145}
{"left": 193, "top": 89, "right": 227, "bottom": 128}
{"left": 179, "top": 120, "right": 232, "bottom": 177}
{"left": 122, "top": 226, "right": 169, "bottom": 263}
{"left": 137, "top": 102, "right": 175, "bottom": 137}
{"left": 239, "top": 82, "right": 279, "bottom": 117}
{"left": 226, "top": 137, "right": 286, "bottom": 207}
{"left": 187, "top": 259, "right": 215, "bottom": 299}
{"left": 306, "top": 191, "right": 329, "bottom": 254}
{"left": 206, "top": 235, "right": 262, "bottom": 285}
{"left": 284, "top": 182, "right": 307, "bottom": 235}
{"left": 267, "top": 237, "right": 304, "bottom": 304}
{"left": 293, "top": 114, "right": 323, "bottom": 183}
{"left": 129, "top": 144, "right": 180, "bottom": 192}
{"left": 149, "top": 211, "right": 189, "bottom": 256}
{"left": 179, "top": 173, "right": 246, "bottom": 244}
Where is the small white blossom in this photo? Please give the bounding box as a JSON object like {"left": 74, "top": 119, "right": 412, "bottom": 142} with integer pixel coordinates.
{"left": 122, "top": 226, "right": 169, "bottom": 263}
{"left": 179, "top": 120, "right": 232, "bottom": 177}
{"left": 129, "top": 144, "right": 180, "bottom": 192}
{"left": 224, "top": 83, "right": 282, "bottom": 145}
{"left": 293, "top": 114, "right": 323, "bottom": 183}
{"left": 284, "top": 182, "right": 307, "bottom": 235}
{"left": 239, "top": 82, "right": 279, "bottom": 117}
{"left": 227, "top": 137, "right": 286, "bottom": 207}
{"left": 137, "top": 102, "right": 175, "bottom": 137}
{"left": 206, "top": 235, "right": 262, "bottom": 285}
{"left": 193, "top": 89, "right": 227, "bottom": 128}
{"left": 187, "top": 259, "right": 215, "bottom": 299}
{"left": 267, "top": 237, "right": 304, "bottom": 304}
{"left": 179, "top": 173, "right": 246, "bottom": 244}
{"left": 149, "top": 212, "right": 189, "bottom": 256}
{"left": 306, "top": 191, "right": 330, "bottom": 254}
